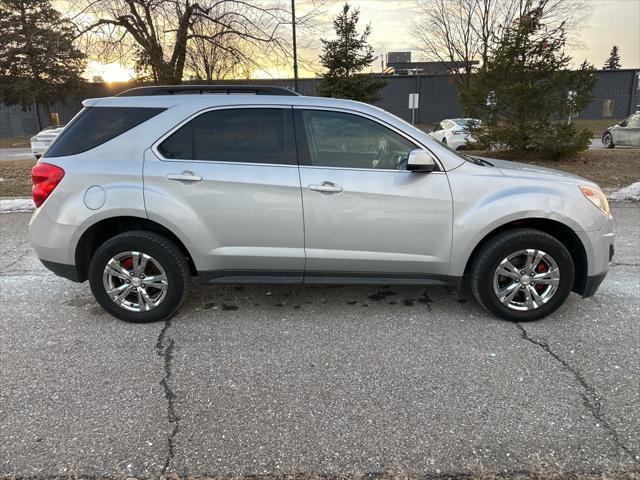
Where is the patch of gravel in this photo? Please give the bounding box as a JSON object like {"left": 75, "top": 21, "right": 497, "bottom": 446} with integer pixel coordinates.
{"left": 608, "top": 182, "right": 640, "bottom": 202}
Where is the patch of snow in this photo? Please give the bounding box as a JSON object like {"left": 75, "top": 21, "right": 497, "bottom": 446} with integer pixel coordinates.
{"left": 608, "top": 182, "right": 640, "bottom": 202}
{"left": 0, "top": 198, "right": 35, "bottom": 213}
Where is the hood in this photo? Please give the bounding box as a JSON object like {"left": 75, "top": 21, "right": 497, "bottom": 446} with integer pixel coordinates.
{"left": 473, "top": 157, "right": 594, "bottom": 186}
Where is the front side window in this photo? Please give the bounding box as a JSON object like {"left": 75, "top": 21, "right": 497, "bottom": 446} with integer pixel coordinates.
{"left": 299, "top": 110, "right": 416, "bottom": 170}
{"left": 45, "top": 107, "right": 165, "bottom": 157}
{"left": 158, "top": 108, "right": 294, "bottom": 164}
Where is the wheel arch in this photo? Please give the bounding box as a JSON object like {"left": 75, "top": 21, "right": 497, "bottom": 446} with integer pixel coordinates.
{"left": 462, "top": 218, "right": 589, "bottom": 295}
{"left": 75, "top": 216, "right": 197, "bottom": 282}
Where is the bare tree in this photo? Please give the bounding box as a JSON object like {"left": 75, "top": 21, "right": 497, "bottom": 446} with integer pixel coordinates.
{"left": 412, "top": 0, "right": 590, "bottom": 86}
{"left": 186, "top": 30, "right": 248, "bottom": 80}
{"left": 71, "top": 0, "right": 324, "bottom": 84}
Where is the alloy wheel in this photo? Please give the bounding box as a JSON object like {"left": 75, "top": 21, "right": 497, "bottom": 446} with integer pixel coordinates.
{"left": 492, "top": 249, "right": 560, "bottom": 311}
{"left": 102, "top": 251, "right": 168, "bottom": 312}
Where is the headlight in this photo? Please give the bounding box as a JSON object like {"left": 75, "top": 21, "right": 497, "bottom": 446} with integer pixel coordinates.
{"left": 580, "top": 186, "right": 610, "bottom": 215}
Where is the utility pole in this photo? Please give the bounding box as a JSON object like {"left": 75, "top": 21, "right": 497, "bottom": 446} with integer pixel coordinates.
{"left": 291, "top": 0, "right": 299, "bottom": 92}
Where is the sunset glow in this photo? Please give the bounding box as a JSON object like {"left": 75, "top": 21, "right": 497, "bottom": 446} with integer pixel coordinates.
{"left": 85, "top": 61, "right": 136, "bottom": 83}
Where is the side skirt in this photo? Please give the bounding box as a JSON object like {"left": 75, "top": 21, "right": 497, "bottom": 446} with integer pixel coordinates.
{"left": 198, "top": 269, "right": 461, "bottom": 287}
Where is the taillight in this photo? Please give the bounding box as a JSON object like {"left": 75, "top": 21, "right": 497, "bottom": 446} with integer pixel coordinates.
{"left": 32, "top": 162, "right": 65, "bottom": 207}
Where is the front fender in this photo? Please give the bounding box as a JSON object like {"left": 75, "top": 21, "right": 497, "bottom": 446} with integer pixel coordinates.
{"left": 446, "top": 164, "right": 607, "bottom": 277}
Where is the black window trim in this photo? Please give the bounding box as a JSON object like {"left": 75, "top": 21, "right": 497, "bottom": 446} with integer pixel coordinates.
{"left": 293, "top": 106, "right": 443, "bottom": 173}
{"left": 152, "top": 105, "right": 298, "bottom": 167}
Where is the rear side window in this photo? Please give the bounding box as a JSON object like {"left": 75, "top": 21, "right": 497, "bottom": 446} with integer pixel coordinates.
{"left": 157, "top": 108, "right": 295, "bottom": 164}
{"left": 45, "top": 107, "right": 165, "bottom": 157}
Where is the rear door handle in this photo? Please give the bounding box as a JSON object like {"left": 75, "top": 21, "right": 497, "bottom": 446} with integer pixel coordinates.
{"left": 167, "top": 172, "right": 202, "bottom": 182}
{"left": 308, "top": 183, "right": 343, "bottom": 194}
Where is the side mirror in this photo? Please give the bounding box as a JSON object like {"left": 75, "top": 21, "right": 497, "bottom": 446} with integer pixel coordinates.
{"left": 619, "top": 120, "right": 627, "bottom": 127}
{"left": 407, "top": 149, "right": 437, "bottom": 173}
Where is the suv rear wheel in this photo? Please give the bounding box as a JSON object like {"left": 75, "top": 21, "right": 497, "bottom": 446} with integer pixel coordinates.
{"left": 470, "top": 229, "right": 575, "bottom": 321}
{"left": 88, "top": 231, "right": 191, "bottom": 323}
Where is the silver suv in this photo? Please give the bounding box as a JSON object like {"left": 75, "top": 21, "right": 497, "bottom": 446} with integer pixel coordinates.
{"left": 29, "top": 85, "right": 614, "bottom": 323}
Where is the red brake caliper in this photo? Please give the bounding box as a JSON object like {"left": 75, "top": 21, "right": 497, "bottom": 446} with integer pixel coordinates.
{"left": 122, "top": 257, "right": 134, "bottom": 271}
{"left": 536, "top": 262, "right": 547, "bottom": 291}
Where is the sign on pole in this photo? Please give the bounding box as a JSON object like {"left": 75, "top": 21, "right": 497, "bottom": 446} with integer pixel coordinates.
{"left": 409, "top": 93, "right": 419, "bottom": 124}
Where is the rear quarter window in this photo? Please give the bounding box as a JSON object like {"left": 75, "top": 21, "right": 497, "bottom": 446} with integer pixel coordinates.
{"left": 45, "top": 107, "right": 165, "bottom": 157}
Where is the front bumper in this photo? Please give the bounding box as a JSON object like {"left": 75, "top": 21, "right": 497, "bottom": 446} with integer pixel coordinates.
{"left": 577, "top": 214, "right": 615, "bottom": 297}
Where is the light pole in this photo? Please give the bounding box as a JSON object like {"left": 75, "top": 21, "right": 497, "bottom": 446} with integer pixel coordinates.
{"left": 291, "top": 0, "right": 299, "bottom": 92}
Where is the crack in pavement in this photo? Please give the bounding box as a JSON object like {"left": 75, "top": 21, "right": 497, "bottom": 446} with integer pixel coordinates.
{"left": 1, "top": 244, "right": 34, "bottom": 271}
{"left": 156, "top": 317, "right": 179, "bottom": 474}
{"left": 515, "top": 323, "right": 639, "bottom": 466}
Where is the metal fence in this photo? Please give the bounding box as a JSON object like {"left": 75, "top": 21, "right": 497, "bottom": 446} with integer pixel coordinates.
{"left": 1, "top": 69, "right": 638, "bottom": 138}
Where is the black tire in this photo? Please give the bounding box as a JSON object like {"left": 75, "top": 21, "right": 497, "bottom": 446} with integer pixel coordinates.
{"left": 88, "top": 231, "right": 191, "bottom": 323}
{"left": 602, "top": 132, "right": 615, "bottom": 149}
{"left": 470, "top": 228, "right": 575, "bottom": 322}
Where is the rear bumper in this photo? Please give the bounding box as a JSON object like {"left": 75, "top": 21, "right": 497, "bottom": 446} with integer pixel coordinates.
{"left": 40, "top": 259, "right": 82, "bottom": 282}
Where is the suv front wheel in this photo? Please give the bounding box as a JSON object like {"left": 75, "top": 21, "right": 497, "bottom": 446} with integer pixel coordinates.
{"left": 88, "top": 231, "right": 191, "bottom": 323}
{"left": 470, "top": 229, "right": 575, "bottom": 321}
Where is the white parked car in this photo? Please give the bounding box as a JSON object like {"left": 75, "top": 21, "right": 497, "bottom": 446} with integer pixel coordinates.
{"left": 428, "top": 118, "right": 481, "bottom": 150}
{"left": 31, "top": 126, "right": 65, "bottom": 158}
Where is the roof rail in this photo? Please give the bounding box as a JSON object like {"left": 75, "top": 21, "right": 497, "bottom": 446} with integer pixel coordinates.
{"left": 116, "top": 85, "right": 300, "bottom": 97}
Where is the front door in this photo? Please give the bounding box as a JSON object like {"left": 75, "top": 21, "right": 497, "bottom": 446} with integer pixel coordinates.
{"left": 144, "top": 106, "right": 305, "bottom": 282}
{"left": 295, "top": 108, "right": 453, "bottom": 283}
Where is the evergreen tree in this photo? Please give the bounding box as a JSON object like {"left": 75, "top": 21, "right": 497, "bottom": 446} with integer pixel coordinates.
{"left": 0, "top": 0, "right": 85, "bottom": 114}
{"left": 461, "top": 7, "right": 596, "bottom": 159}
{"left": 603, "top": 46, "right": 621, "bottom": 70}
{"left": 317, "top": 3, "right": 386, "bottom": 103}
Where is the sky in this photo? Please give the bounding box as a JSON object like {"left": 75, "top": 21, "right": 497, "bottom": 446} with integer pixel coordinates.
{"left": 87, "top": 0, "right": 640, "bottom": 82}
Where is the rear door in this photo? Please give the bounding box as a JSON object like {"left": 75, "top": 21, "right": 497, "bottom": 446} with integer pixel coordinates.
{"left": 295, "top": 108, "right": 453, "bottom": 282}
{"left": 144, "top": 106, "right": 305, "bottom": 282}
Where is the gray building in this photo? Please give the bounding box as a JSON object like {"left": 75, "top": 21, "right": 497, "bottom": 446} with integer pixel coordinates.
{"left": 1, "top": 69, "right": 638, "bottom": 138}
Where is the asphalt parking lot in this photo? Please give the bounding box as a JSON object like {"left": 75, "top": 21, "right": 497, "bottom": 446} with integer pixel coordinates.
{"left": 1, "top": 205, "right": 639, "bottom": 478}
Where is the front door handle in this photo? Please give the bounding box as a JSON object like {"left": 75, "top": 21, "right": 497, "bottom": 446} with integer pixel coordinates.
{"left": 308, "top": 182, "right": 343, "bottom": 194}
{"left": 167, "top": 171, "right": 202, "bottom": 183}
